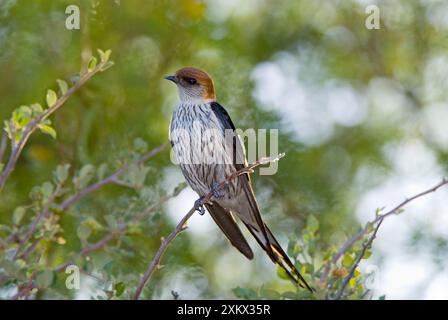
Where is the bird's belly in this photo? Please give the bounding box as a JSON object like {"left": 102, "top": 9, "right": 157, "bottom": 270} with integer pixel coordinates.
{"left": 171, "top": 113, "right": 239, "bottom": 197}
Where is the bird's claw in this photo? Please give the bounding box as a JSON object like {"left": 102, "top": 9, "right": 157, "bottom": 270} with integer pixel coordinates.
{"left": 211, "top": 182, "right": 225, "bottom": 199}
{"left": 194, "top": 197, "right": 206, "bottom": 215}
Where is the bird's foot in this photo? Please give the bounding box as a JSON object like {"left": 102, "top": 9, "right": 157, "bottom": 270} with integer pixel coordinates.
{"left": 194, "top": 197, "right": 206, "bottom": 215}
{"left": 211, "top": 182, "right": 225, "bottom": 199}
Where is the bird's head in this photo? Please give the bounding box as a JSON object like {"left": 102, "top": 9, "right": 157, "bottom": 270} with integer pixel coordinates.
{"left": 165, "top": 67, "right": 216, "bottom": 104}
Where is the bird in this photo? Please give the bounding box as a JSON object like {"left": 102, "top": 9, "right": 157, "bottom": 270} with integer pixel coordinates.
{"left": 165, "top": 67, "right": 312, "bottom": 292}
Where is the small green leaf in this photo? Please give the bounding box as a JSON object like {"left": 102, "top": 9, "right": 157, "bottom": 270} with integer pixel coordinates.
{"left": 0, "top": 163, "right": 4, "bottom": 173}
{"left": 84, "top": 217, "right": 103, "bottom": 232}
{"left": 36, "top": 270, "right": 54, "bottom": 288}
{"left": 97, "top": 49, "right": 112, "bottom": 62}
{"left": 342, "top": 253, "right": 355, "bottom": 268}
{"left": 74, "top": 164, "right": 95, "bottom": 189}
{"left": 97, "top": 163, "right": 108, "bottom": 180}
{"left": 41, "top": 181, "right": 54, "bottom": 198}
{"left": 104, "top": 215, "right": 117, "bottom": 229}
{"left": 12, "top": 206, "right": 26, "bottom": 225}
{"left": 56, "top": 79, "right": 69, "bottom": 95}
{"left": 46, "top": 89, "right": 58, "bottom": 107}
{"left": 260, "top": 287, "right": 281, "bottom": 299}
{"left": 30, "top": 103, "right": 43, "bottom": 114}
{"left": 133, "top": 137, "right": 148, "bottom": 153}
{"left": 88, "top": 56, "right": 97, "bottom": 72}
{"left": 114, "top": 282, "right": 125, "bottom": 297}
{"left": 362, "top": 248, "right": 372, "bottom": 260}
{"left": 232, "top": 287, "right": 258, "bottom": 299}
{"left": 55, "top": 164, "right": 70, "bottom": 184}
{"left": 38, "top": 125, "right": 57, "bottom": 139}
{"left": 77, "top": 223, "right": 91, "bottom": 240}
{"left": 277, "top": 266, "right": 290, "bottom": 280}
{"left": 306, "top": 215, "right": 319, "bottom": 233}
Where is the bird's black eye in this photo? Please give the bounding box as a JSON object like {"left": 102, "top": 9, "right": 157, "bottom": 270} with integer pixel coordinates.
{"left": 184, "top": 77, "right": 197, "bottom": 85}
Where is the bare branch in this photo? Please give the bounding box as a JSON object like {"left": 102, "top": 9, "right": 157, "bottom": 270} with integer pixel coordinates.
{"left": 132, "top": 154, "right": 285, "bottom": 300}
{"left": 320, "top": 178, "right": 448, "bottom": 291}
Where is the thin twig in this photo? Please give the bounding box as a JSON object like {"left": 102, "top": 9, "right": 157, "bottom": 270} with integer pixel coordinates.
{"left": 0, "top": 61, "right": 111, "bottom": 192}
{"left": 320, "top": 178, "right": 448, "bottom": 287}
{"left": 60, "top": 143, "right": 167, "bottom": 210}
{"left": 9, "top": 143, "right": 167, "bottom": 258}
{"left": 332, "top": 219, "right": 383, "bottom": 300}
{"left": 132, "top": 154, "right": 285, "bottom": 300}
{"left": 54, "top": 191, "right": 179, "bottom": 273}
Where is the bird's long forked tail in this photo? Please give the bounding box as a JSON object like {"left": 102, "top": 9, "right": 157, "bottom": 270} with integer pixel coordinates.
{"left": 243, "top": 222, "right": 314, "bottom": 293}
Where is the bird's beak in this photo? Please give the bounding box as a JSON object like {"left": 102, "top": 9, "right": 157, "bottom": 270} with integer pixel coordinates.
{"left": 164, "top": 75, "right": 177, "bottom": 83}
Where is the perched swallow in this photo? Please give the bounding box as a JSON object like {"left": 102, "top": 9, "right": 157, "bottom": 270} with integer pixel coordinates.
{"left": 166, "top": 67, "right": 312, "bottom": 291}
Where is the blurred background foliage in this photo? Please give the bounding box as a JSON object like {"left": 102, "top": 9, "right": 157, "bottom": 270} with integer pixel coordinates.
{"left": 1, "top": 0, "right": 448, "bottom": 299}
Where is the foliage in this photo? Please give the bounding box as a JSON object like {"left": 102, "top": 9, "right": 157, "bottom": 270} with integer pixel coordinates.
{"left": 1, "top": 0, "right": 447, "bottom": 300}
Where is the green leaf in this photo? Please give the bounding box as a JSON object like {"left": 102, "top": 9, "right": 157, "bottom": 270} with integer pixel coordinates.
{"left": 88, "top": 56, "right": 97, "bottom": 72}
{"left": 30, "top": 103, "right": 44, "bottom": 114}
{"left": 46, "top": 89, "right": 58, "bottom": 108}
{"left": 56, "top": 79, "right": 69, "bottom": 95}
{"left": 41, "top": 182, "right": 54, "bottom": 198}
{"left": 77, "top": 223, "right": 91, "bottom": 240}
{"left": 362, "top": 248, "right": 372, "bottom": 259}
{"left": 0, "top": 162, "right": 4, "bottom": 173}
{"left": 126, "top": 163, "right": 150, "bottom": 188}
{"left": 55, "top": 164, "right": 70, "bottom": 184}
{"left": 36, "top": 270, "right": 54, "bottom": 288}
{"left": 342, "top": 253, "right": 355, "bottom": 268}
{"left": 260, "top": 287, "right": 281, "bottom": 299}
{"left": 232, "top": 287, "right": 258, "bottom": 299}
{"left": 104, "top": 215, "right": 117, "bottom": 229}
{"left": 306, "top": 215, "right": 319, "bottom": 233}
{"left": 13, "top": 206, "right": 26, "bottom": 225}
{"left": 97, "top": 163, "right": 108, "bottom": 181}
{"left": 133, "top": 137, "right": 148, "bottom": 153}
{"left": 84, "top": 217, "right": 103, "bottom": 232}
{"left": 75, "top": 164, "right": 95, "bottom": 189}
{"left": 277, "top": 266, "right": 290, "bottom": 280}
{"left": 114, "top": 282, "right": 125, "bottom": 297}
{"left": 38, "top": 125, "right": 57, "bottom": 139}
{"left": 98, "top": 49, "right": 112, "bottom": 62}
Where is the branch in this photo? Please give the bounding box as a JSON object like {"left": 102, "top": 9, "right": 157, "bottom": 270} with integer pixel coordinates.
{"left": 9, "top": 143, "right": 167, "bottom": 258}
{"left": 332, "top": 219, "right": 383, "bottom": 300}
{"left": 0, "top": 60, "right": 111, "bottom": 192}
{"left": 54, "top": 190, "right": 180, "bottom": 273}
{"left": 132, "top": 153, "right": 285, "bottom": 300}
{"left": 320, "top": 178, "right": 448, "bottom": 293}
{"left": 59, "top": 142, "right": 167, "bottom": 210}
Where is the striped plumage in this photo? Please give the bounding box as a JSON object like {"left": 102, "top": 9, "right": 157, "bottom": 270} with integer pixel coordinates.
{"left": 166, "top": 67, "right": 312, "bottom": 292}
